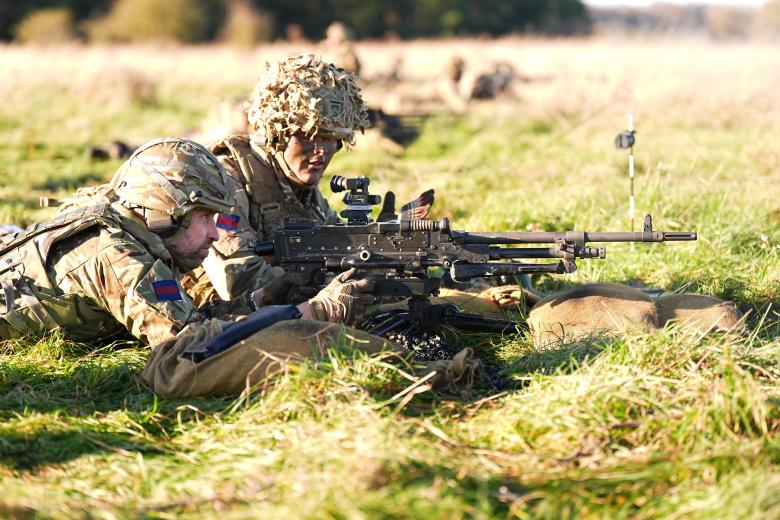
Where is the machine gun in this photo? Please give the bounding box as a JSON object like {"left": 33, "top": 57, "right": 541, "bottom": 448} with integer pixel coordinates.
{"left": 253, "top": 175, "right": 697, "bottom": 340}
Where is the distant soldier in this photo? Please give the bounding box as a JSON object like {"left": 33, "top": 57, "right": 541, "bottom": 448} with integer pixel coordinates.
{"left": 321, "top": 21, "right": 361, "bottom": 76}
{"left": 460, "top": 60, "right": 518, "bottom": 100}
{"left": 436, "top": 55, "right": 469, "bottom": 113}
{"left": 189, "top": 96, "right": 252, "bottom": 145}
{"left": 436, "top": 55, "right": 520, "bottom": 113}
{"left": 0, "top": 138, "right": 401, "bottom": 398}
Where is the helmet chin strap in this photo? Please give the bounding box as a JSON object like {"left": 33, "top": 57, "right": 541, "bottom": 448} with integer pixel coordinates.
{"left": 273, "top": 149, "right": 316, "bottom": 191}
{"left": 251, "top": 137, "right": 316, "bottom": 192}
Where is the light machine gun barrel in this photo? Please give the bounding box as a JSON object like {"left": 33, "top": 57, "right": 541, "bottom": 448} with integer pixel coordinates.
{"left": 253, "top": 214, "right": 696, "bottom": 294}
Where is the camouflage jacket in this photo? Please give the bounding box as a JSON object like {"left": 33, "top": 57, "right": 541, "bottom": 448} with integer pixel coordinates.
{"left": 0, "top": 203, "right": 252, "bottom": 346}
{"left": 46, "top": 183, "right": 118, "bottom": 213}
{"left": 185, "top": 135, "right": 339, "bottom": 303}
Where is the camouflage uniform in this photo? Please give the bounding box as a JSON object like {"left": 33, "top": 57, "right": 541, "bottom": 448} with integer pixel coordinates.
{"left": 0, "top": 138, "right": 395, "bottom": 398}
{"left": 0, "top": 202, "right": 250, "bottom": 345}
{"left": 41, "top": 181, "right": 118, "bottom": 213}
{"left": 184, "top": 54, "right": 369, "bottom": 305}
{"left": 184, "top": 135, "right": 340, "bottom": 305}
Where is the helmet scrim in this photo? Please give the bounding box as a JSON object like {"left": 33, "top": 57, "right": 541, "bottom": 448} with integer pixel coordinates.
{"left": 247, "top": 54, "right": 369, "bottom": 150}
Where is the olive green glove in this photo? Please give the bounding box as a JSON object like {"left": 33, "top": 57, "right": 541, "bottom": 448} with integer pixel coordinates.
{"left": 308, "top": 268, "right": 376, "bottom": 324}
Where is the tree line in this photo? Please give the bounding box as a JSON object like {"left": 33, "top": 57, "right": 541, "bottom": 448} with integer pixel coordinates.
{"left": 2, "top": 0, "right": 591, "bottom": 44}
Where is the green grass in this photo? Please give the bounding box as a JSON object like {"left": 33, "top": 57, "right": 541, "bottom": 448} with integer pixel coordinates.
{"left": 1, "top": 41, "right": 779, "bottom": 518}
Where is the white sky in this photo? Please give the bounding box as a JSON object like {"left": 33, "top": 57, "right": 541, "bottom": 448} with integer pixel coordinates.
{"left": 585, "top": 0, "right": 764, "bottom": 6}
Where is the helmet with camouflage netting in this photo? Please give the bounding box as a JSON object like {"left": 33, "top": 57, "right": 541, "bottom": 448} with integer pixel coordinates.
{"left": 247, "top": 54, "right": 369, "bottom": 150}
{"left": 325, "top": 21, "right": 353, "bottom": 44}
{"left": 113, "top": 138, "right": 235, "bottom": 233}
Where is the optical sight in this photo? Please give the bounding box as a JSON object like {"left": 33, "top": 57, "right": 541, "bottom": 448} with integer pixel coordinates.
{"left": 330, "top": 175, "right": 382, "bottom": 224}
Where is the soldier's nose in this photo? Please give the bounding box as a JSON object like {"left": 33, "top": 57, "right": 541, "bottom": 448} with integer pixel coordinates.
{"left": 206, "top": 219, "right": 220, "bottom": 241}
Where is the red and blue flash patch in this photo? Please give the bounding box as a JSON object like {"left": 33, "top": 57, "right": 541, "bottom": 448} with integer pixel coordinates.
{"left": 216, "top": 214, "right": 240, "bottom": 232}
{"left": 152, "top": 280, "right": 183, "bottom": 301}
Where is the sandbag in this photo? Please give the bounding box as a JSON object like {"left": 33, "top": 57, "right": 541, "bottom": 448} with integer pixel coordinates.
{"left": 528, "top": 283, "right": 745, "bottom": 346}
{"left": 528, "top": 283, "right": 659, "bottom": 346}
{"left": 656, "top": 293, "right": 744, "bottom": 335}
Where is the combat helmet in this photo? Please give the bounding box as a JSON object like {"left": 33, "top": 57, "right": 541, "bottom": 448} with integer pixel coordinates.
{"left": 246, "top": 53, "right": 369, "bottom": 151}
{"left": 113, "top": 138, "right": 235, "bottom": 234}
{"left": 325, "top": 21, "right": 353, "bottom": 44}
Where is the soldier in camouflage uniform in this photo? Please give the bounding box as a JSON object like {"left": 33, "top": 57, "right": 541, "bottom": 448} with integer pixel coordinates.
{"left": 320, "top": 21, "right": 361, "bottom": 77}
{"left": 184, "top": 54, "right": 370, "bottom": 306}
{"left": 37, "top": 59, "right": 739, "bottom": 347}
{"left": 179, "top": 54, "right": 531, "bottom": 318}
{"left": 0, "top": 138, "right": 397, "bottom": 397}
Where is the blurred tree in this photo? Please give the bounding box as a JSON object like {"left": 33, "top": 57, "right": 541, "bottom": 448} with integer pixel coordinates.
{"left": 0, "top": 0, "right": 111, "bottom": 40}
{"left": 329, "top": 0, "right": 392, "bottom": 38}
{"left": 0, "top": 0, "right": 590, "bottom": 42}
{"left": 220, "top": 0, "right": 274, "bottom": 47}
{"left": 706, "top": 7, "right": 755, "bottom": 40}
{"left": 463, "top": 0, "right": 541, "bottom": 34}
{"left": 253, "top": 0, "right": 589, "bottom": 39}
{"left": 13, "top": 7, "right": 77, "bottom": 44}
{"left": 85, "top": 0, "right": 223, "bottom": 43}
{"left": 542, "top": 0, "right": 591, "bottom": 34}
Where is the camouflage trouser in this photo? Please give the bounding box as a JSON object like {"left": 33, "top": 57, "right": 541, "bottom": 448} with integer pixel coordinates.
{"left": 142, "top": 320, "right": 396, "bottom": 398}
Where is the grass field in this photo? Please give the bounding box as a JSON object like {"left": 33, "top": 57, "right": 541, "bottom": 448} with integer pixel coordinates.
{"left": 0, "top": 38, "right": 779, "bottom": 518}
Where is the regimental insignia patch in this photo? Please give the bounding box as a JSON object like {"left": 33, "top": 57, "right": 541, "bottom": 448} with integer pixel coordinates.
{"left": 152, "top": 280, "right": 183, "bottom": 301}
{"left": 216, "top": 214, "right": 240, "bottom": 232}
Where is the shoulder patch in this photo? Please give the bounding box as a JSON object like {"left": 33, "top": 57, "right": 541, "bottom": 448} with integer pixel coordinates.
{"left": 216, "top": 213, "right": 240, "bottom": 232}
{"left": 152, "top": 280, "right": 183, "bottom": 301}
{"left": 133, "top": 259, "right": 193, "bottom": 328}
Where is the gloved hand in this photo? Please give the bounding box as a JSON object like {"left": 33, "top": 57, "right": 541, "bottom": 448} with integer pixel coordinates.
{"left": 258, "top": 271, "right": 310, "bottom": 305}
{"left": 308, "top": 268, "right": 376, "bottom": 324}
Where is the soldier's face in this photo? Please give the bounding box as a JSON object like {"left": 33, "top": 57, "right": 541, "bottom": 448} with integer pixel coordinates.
{"left": 283, "top": 132, "right": 340, "bottom": 186}
{"left": 173, "top": 210, "right": 220, "bottom": 263}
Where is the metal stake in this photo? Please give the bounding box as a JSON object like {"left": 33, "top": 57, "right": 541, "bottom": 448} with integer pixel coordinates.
{"left": 614, "top": 115, "right": 637, "bottom": 246}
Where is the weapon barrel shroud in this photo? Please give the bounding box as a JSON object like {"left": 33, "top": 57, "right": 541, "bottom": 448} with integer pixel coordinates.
{"left": 455, "top": 230, "right": 696, "bottom": 244}
{"left": 490, "top": 247, "right": 604, "bottom": 259}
